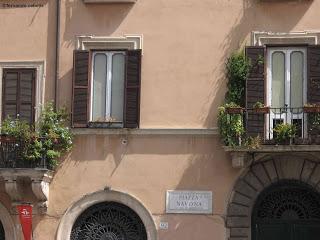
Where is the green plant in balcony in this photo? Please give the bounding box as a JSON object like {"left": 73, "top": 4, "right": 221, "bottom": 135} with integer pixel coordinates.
{"left": 218, "top": 49, "right": 250, "bottom": 147}
{"left": 253, "top": 101, "right": 265, "bottom": 109}
{"left": 225, "top": 50, "right": 251, "bottom": 106}
{"left": 244, "top": 135, "right": 262, "bottom": 149}
{"left": 0, "top": 103, "right": 73, "bottom": 169}
{"left": 218, "top": 103, "right": 244, "bottom": 146}
{"left": 273, "top": 123, "right": 296, "bottom": 144}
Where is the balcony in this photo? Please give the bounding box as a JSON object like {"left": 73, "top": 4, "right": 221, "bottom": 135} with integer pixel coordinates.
{"left": 221, "top": 106, "right": 320, "bottom": 168}
{"left": 0, "top": 136, "right": 53, "bottom": 213}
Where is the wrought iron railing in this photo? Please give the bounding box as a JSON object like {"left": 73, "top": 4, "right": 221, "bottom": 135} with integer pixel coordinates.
{"left": 0, "top": 136, "right": 48, "bottom": 168}
{"left": 224, "top": 106, "right": 320, "bottom": 145}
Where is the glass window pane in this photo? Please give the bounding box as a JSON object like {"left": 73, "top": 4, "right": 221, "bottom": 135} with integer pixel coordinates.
{"left": 290, "top": 51, "right": 304, "bottom": 109}
{"left": 92, "top": 53, "right": 107, "bottom": 121}
{"left": 111, "top": 53, "right": 125, "bottom": 122}
{"left": 272, "top": 52, "right": 285, "bottom": 109}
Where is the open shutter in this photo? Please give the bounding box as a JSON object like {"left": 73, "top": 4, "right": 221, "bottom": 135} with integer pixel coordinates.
{"left": 72, "top": 50, "right": 90, "bottom": 127}
{"left": 124, "top": 49, "right": 141, "bottom": 128}
{"left": 245, "top": 46, "right": 265, "bottom": 137}
{"left": 307, "top": 45, "right": 320, "bottom": 104}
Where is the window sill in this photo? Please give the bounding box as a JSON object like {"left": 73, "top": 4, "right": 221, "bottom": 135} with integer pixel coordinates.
{"left": 88, "top": 122, "right": 123, "bottom": 129}
{"left": 72, "top": 128, "right": 218, "bottom": 136}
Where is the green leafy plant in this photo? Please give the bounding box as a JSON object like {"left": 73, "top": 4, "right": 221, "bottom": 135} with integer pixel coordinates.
{"left": 0, "top": 103, "right": 73, "bottom": 169}
{"left": 244, "top": 136, "right": 262, "bottom": 149}
{"left": 225, "top": 50, "right": 251, "bottom": 106}
{"left": 218, "top": 103, "right": 244, "bottom": 146}
{"left": 1, "top": 117, "right": 31, "bottom": 140}
{"left": 273, "top": 123, "right": 296, "bottom": 144}
{"left": 253, "top": 101, "right": 265, "bottom": 109}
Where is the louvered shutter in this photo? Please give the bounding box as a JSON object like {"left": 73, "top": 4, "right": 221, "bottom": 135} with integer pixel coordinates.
{"left": 2, "top": 69, "right": 35, "bottom": 124}
{"left": 245, "top": 46, "right": 265, "bottom": 137}
{"left": 19, "top": 70, "right": 35, "bottom": 123}
{"left": 72, "top": 50, "right": 90, "bottom": 127}
{"left": 307, "top": 45, "right": 320, "bottom": 104}
{"left": 124, "top": 49, "right": 141, "bottom": 128}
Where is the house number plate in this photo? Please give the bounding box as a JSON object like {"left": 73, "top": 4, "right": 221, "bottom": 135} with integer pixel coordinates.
{"left": 166, "top": 190, "right": 213, "bottom": 214}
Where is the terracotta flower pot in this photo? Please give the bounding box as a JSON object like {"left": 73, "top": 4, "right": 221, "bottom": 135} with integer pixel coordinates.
{"left": 254, "top": 106, "right": 270, "bottom": 114}
{"left": 303, "top": 106, "right": 320, "bottom": 113}
{"left": 225, "top": 107, "right": 243, "bottom": 114}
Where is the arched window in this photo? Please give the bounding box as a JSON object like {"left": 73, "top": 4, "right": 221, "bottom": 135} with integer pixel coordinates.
{"left": 70, "top": 202, "right": 147, "bottom": 240}
{"left": 252, "top": 180, "right": 320, "bottom": 240}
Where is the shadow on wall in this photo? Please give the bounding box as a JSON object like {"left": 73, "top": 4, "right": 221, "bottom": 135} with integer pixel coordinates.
{"left": 202, "top": 0, "right": 313, "bottom": 128}
{"left": 63, "top": 0, "right": 134, "bottom": 47}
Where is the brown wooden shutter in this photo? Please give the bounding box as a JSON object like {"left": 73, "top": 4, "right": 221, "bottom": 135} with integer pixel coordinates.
{"left": 72, "top": 50, "right": 90, "bottom": 127}
{"left": 124, "top": 49, "right": 141, "bottom": 128}
{"left": 245, "top": 46, "right": 265, "bottom": 137}
{"left": 2, "top": 69, "right": 35, "bottom": 124}
{"left": 307, "top": 45, "right": 320, "bottom": 104}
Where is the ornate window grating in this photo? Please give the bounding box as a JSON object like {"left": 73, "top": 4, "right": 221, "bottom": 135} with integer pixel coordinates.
{"left": 253, "top": 180, "right": 320, "bottom": 221}
{"left": 70, "top": 202, "right": 147, "bottom": 240}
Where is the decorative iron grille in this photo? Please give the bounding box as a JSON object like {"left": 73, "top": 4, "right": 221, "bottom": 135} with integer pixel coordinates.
{"left": 0, "top": 136, "right": 48, "bottom": 169}
{"left": 70, "top": 202, "right": 147, "bottom": 240}
{"left": 253, "top": 180, "right": 320, "bottom": 221}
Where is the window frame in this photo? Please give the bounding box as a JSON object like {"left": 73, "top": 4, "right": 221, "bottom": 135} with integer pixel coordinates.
{"left": 266, "top": 47, "right": 308, "bottom": 139}
{"left": 266, "top": 47, "right": 307, "bottom": 110}
{"left": 2, "top": 68, "right": 36, "bottom": 124}
{"left": 89, "top": 50, "right": 127, "bottom": 126}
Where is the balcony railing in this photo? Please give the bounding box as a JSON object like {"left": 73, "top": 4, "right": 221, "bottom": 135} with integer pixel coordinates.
{"left": 224, "top": 106, "right": 320, "bottom": 146}
{"left": 0, "top": 136, "right": 48, "bottom": 169}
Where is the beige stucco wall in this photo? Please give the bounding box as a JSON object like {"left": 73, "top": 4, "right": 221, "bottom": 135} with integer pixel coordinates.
{"left": 0, "top": 0, "right": 320, "bottom": 239}
{"left": 0, "top": 0, "right": 57, "bottom": 101}
{"left": 31, "top": 134, "right": 238, "bottom": 240}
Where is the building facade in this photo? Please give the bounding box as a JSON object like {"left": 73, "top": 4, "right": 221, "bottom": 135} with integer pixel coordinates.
{"left": 0, "top": 0, "right": 320, "bottom": 240}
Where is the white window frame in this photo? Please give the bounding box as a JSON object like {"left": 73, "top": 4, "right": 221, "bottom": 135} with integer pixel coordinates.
{"left": 266, "top": 47, "right": 307, "bottom": 139}
{"left": 90, "top": 51, "right": 126, "bottom": 122}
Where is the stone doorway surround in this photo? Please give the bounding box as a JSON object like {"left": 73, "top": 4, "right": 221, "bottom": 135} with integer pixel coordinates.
{"left": 0, "top": 202, "right": 18, "bottom": 240}
{"left": 56, "top": 189, "right": 157, "bottom": 240}
{"left": 226, "top": 153, "right": 320, "bottom": 240}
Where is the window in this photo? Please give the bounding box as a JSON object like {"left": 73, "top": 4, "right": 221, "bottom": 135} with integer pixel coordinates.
{"left": 266, "top": 48, "right": 307, "bottom": 138}
{"left": 91, "top": 51, "right": 125, "bottom": 127}
{"left": 2, "top": 68, "right": 36, "bottom": 124}
{"left": 72, "top": 49, "right": 141, "bottom": 128}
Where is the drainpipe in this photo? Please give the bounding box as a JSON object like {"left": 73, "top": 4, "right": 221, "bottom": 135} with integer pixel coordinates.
{"left": 54, "top": 0, "right": 61, "bottom": 110}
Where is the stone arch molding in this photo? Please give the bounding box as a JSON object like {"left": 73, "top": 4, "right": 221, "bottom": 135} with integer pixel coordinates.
{"left": 0, "top": 203, "right": 18, "bottom": 240}
{"left": 226, "top": 153, "right": 320, "bottom": 240}
{"left": 56, "top": 190, "right": 157, "bottom": 240}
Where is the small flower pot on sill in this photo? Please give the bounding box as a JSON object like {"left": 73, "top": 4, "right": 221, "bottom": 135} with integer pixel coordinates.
{"left": 225, "top": 107, "right": 243, "bottom": 114}
{"left": 303, "top": 106, "right": 320, "bottom": 113}
{"left": 253, "top": 106, "right": 270, "bottom": 114}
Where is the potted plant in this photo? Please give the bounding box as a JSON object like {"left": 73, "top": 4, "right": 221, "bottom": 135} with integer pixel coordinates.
{"left": 303, "top": 103, "right": 320, "bottom": 113}
{"left": 253, "top": 101, "right": 270, "bottom": 114}
{"left": 0, "top": 103, "right": 73, "bottom": 169}
{"left": 273, "top": 123, "right": 296, "bottom": 145}
{"left": 218, "top": 105, "right": 244, "bottom": 146}
{"left": 225, "top": 103, "right": 244, "bottom": 114}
